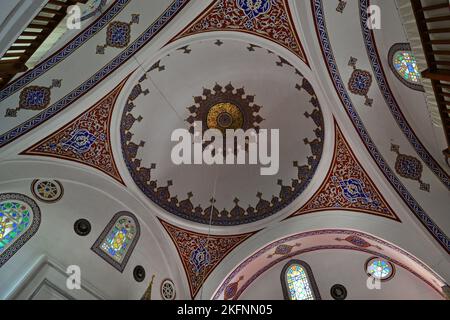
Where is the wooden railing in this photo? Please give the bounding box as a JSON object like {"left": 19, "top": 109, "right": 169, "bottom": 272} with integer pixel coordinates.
{"left": 0, "top": 0, "right": 88, "bottom": 89}
{"left": 411, "top": 0, "right": 450, "bottom": 165}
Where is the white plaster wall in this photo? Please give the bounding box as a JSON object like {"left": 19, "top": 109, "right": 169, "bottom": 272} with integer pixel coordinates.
{"left": 0, "top": 160, "right": 189, "bottom": 300}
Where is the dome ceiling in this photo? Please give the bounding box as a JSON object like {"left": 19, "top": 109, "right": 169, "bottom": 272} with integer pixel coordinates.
{"left": 119, "top": 39, "right": 325, "bottom": 226}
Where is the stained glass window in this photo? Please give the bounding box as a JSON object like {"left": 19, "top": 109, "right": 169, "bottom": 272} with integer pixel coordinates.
{"left": 91, "top": 212, "right": 140, "bottom": 272}
{"left": 282, "top": 260, "right": 320, "bottom": 300}
{"left": 388, "top": 43, "right": 424, "bottom": 92}
{"left": 366, "top": 257, "right": 395, "bottom": 280}
{"left": 0, "top": 200, "right": 31, "bottom": 253}
{"left": 0, "top": 193, "right": 40, "bottom": 268}
{"left": 100, "top": 216, "right": 137, "bottom": 263}
{"left": 393, "top": 51, "right": 421, "bottom": 83}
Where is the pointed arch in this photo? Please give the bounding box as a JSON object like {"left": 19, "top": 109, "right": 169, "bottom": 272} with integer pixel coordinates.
{"left": 0, "top": 193, "right": 41, "bottom": 268}
{"left": 281, "top": 260, "right": 321, "bottom": 300}
{"left": 91, "top": 211, "right": 140, "bottom": 272}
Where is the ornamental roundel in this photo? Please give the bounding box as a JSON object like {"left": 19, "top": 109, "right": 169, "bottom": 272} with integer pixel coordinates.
{"left": 96, "top": 14, "right": 140, "bottom": 54}
{"left": 347, "top": 57, "right": 373, "bottom": 107}
{"left": 119, "top": 39, "right": 325, "bottom": 226}
{"left": 160, "top": 279, "right": 176, "bottom": 300}
{"left": 31, "top": 179, "right": 64, "bottom": 203}
{"left": 365, "top": 257, "right": 395, "bottom": 281}
{"left": 391, "top": 144, "right": 429, "bottom": 192}
{"left": 5, "top": 79, "right": 62, "bottom": 118}
{"left": 186, "top": 83, "right": 264, "bottom": 153}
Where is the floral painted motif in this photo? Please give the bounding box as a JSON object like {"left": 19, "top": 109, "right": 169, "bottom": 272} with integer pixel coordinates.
{"left": 334, "top": 178, "right": 372, "bottom": 204}
{"left": 391, "top": 144, "right": 430, "bottom": 192}
{"left": 22, "top": 79, "right": 128, "bottom": 184}
{"left": 5, "top": 79, "right": 62, "bottom": 117}
{"left": 224, "top": 276, "right": 244, "bottom": 300}
{"left": 348, "top": 57, "right": 373, "bottom": 107}
{"left": 336, "top": 0, "right": 347, "bottom": 13}
{"left": 96, "top": 14, "right": 140, "bottom": 54}
{"left": 160, "top": 219, "right": 254, "bottom": 298}
{"left": 107, "top": 22, "right": 131, "bottom": 47}
{"left": 267, "top": 243, "right": 301, "bottom": 258}
{"left": 171, "top": 0, "right": 308, "bottom": 64}
{"left": 190, "top": 244, "right": 211, "bottom": 274}
{"left": 335, "top": 235, "right": 382, "bottom": 250}
{"left": 19, "top": 87, "right": 51, "bottom": 110}
{"left": 237, "top": 0, "right": 274, "bottom": 19}
{"left": 348, "top": 70, "right": 372, "bottom": 96}
{"left": 61, "top": 129, "right": 97, "bottom": 155}
{"left": 290, "top": 123, "right": 399, "bottom": 220}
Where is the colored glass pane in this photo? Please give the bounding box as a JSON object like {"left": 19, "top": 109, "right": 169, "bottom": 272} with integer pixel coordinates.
{"left": 286, "top": 264, "right": 315, "bottom": 300}
{"left": 393, "top": 52, "right": 421, "bottom": 83}
{"left": 100, "top": 217, "right": 136, "bottom": 263}
{"left": 0, "top": 201, "right": 31, "bottom": 252}
{"left": 367, "top": 258, "right": 393, "bottom": 280}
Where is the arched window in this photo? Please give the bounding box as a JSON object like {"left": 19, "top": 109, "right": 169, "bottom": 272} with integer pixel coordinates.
{"left": 388, "top": 43, "right": 424, "bottom": 92}
{"left": 0, "top": 193, "right": 41, "bottom": 268}
{"left": 91, "top": 211, "right": 140, "bottom": 272}
{"left": 281, "top": 260, "right": 321, "bottom": 300}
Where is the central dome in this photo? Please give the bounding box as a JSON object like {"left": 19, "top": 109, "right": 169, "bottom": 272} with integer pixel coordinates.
{"left": 119, "top": 39, "right": 324, "bottom": 226}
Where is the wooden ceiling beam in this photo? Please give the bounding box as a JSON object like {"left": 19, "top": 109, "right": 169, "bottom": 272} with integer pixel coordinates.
{"left": 0, "top": 0, "right": 91, "bottom": 89}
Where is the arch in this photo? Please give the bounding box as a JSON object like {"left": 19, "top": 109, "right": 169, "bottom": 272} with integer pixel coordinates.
{"left": 212, "top": 228, "right": 447, "bottom": 300}
{"left": 0, "top": 193, "right": 41, "bottom": 268}
{"left": 388, "top": 43, "right": 424, "bottom": 92}
{"left": 281, "top": 259, "right": 321, "bottom": 300}
{"left": 91, "top": 211, "right": 140, "bottom": 272}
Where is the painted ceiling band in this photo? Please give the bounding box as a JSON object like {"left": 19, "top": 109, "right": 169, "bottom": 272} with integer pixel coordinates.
{"left": 0, "top": 0, "right": 131, "bottom": 102}
{"left": 360, "top": 0, "right": 450, "bottom": 189}
{"left": 0, "top": 0, "right": 190, "bottom": 149}
{"left": 311, "top": 0, "right": 449, "bottom": 252}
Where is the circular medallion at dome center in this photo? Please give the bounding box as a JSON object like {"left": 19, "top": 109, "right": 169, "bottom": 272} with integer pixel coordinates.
{"left": 207, "top": 103, "right": 243, "bottom": 133}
